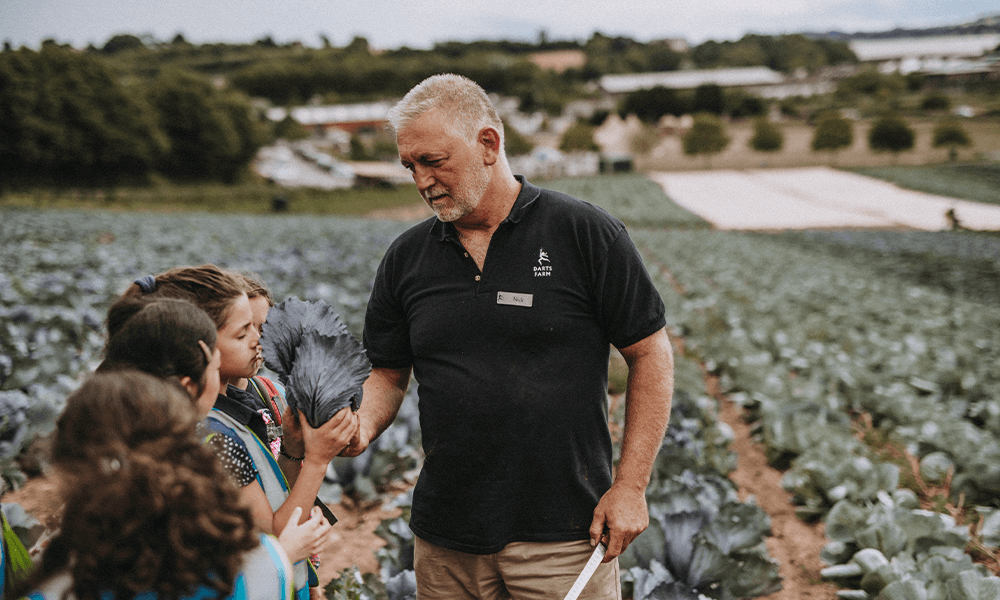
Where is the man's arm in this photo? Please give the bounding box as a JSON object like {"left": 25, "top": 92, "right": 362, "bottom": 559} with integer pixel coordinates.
{"left": 590, "top": 326, "right": 674, "bottom": 562}
{"left": 341, "top": 365, "right": 412, "bottom": 456}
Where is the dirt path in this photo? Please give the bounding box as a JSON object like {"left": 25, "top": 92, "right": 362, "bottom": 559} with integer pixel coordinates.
{"left": 712, "top": 389, "right": 839, "bottom": 600}
{"left": 316, "top": 500, "right": 400, "bottom": 585}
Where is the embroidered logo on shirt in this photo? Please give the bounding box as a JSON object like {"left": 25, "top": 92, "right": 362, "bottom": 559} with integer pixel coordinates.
{"left": 535, "top": 248, "right": 552, "bottom": 277}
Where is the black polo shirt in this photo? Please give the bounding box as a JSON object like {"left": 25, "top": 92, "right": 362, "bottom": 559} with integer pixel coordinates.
{"left": 364, "top": 176, "right": 666, "bottom": 554}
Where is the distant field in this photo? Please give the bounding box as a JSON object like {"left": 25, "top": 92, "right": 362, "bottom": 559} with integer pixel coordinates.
{"left": 0, "top": 182, "right": 423, "bottom": 215}
{"left": 848, "top": 162, "right": 1000, "bottom": 206}
{"left": 545, "top": 173, "right": 710, "bottom": 229}
{"left": 637, "top": 117, "right": 1000, "bottom": 172}
{"left": 648, "top": 167, "right": 1000, "bottom": 231}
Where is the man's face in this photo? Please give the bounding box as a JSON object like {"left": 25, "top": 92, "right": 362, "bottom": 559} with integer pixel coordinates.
{"left": 397, "top": 108, "right": 492, "bottom": 223}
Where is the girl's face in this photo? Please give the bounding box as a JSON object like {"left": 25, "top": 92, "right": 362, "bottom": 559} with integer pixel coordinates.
{"left": 216, "top": 293, "right": 262, "bottom": 386}
{"left": 248, "top": 295, "right": 270, "bottom": 337}
{"left": 195, "top": 343, "right": 222, "bottom": 417}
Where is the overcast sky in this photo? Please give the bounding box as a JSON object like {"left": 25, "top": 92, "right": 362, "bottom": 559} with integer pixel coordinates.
{"left": 3, "top": 0, "right": 998, "bottom": 50}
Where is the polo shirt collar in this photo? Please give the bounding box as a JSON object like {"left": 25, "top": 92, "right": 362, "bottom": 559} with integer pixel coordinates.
{"left": 429, "top": 175, "right": 541, "bottom": 242}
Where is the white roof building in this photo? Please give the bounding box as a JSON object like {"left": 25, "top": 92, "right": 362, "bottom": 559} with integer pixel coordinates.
{"left": 599, "top": 67, "right": 786, "bottom": 94}
{"left": 598, "top": 66, "right": 836, "bottom": 99}
{"left": 849, "top": 34, "right": 1000, "bottom": 74}
{"left": 266, "top": 101, "right": 395, "bottom": 132}
{"left": 849, "top": 34, "right": 1000, "bottom": 62}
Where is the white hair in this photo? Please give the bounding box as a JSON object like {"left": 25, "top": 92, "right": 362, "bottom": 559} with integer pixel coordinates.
{"left": 387, "top": 74, "right": 505, "bottom": 150}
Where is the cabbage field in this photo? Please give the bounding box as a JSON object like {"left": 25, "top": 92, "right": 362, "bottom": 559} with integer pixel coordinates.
{"left": 3, "top": 173, "right": 1000, "bottom": 599}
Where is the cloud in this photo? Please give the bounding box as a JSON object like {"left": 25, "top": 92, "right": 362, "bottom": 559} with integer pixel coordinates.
{"left": 2, "top": 0, "right": 996, "bottom": 49}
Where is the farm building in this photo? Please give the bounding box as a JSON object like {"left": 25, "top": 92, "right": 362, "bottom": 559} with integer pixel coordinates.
{"left": 266, "top": 101, "right": 394, "bottom": 136}
{"left": 597, "top": 66, "right": 835, "bottom": 99}
{"left": 528, "top": 49, "right": 587, "bottom": 73}
{"left": 848, "top": 33, "right": 1000, "bottom": 75}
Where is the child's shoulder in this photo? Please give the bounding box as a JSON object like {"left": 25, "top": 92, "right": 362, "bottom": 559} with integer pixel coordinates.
{"left": 203, "top": 414, "right": 248, "bottom": 446}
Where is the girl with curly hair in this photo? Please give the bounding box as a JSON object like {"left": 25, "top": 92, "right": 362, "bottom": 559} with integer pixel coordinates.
{"left": 15, "top": 370, "right": 294, "bottom": 600}
{"left": 117, "top": 266, "right": 355, "bottom": 599}
{"left": 97, "top": 294, "right": 334, "bottom": 569}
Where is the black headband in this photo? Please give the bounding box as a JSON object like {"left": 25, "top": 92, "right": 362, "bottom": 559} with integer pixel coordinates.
{"left": 133, "top": 275, "right": 157, "bottom": 294}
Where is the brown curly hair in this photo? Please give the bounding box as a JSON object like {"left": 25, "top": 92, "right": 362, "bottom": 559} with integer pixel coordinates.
{"left": 15, "top": 371, "right": 259, "bottom": 600}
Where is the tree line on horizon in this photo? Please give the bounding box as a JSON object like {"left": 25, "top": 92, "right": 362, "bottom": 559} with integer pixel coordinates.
{"left": 0, "top": 32, "right": 862, "bottom": 189}
{"left": 12, "top": 31, "right": 860, "bottom": 106}
{"left": 11, "top": 29, "right": 980, "bottom": 190}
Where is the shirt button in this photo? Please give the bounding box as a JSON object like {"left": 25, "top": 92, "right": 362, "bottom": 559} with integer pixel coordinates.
{"left": 464, "top": 252, "right": 469, "bottom": 258}
{"left": 475, "top": 275, "right": 481, "bottom": 281}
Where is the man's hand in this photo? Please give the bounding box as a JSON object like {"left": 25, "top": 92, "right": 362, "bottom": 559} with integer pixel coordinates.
{"left": 589, "top": 482, "right": 649, "bottom": 563}
{"left": 340, "top": 366, "right": 411, "bottom": 457}
{"left": 339, "top": 416, "right": 372, "bottom": 457}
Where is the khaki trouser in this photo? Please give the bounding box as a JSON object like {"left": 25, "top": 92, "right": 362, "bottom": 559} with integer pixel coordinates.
{"left": 414, "top": 536, "right": 621, "bottom": 600}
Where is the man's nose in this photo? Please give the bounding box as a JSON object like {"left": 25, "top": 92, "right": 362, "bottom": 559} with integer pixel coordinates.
{"left": 413, "top": 165, "right": 435, "bottom": 191}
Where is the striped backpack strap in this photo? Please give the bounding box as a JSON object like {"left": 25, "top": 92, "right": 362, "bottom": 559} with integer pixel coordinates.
{"left": 207, "top": 411, "right": 310, "bottom": 595}
{"left": 251, "top": 376, "right": 288, "bottom": 425}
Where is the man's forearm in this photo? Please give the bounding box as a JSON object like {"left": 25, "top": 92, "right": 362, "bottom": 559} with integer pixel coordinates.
{"left": 616, "top": 328, "right": 674, "bottom": 490}
{"left": 348, "top": 366, "right": 412, "bottom": 453}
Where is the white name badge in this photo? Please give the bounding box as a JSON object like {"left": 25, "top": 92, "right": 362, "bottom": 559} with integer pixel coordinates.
{"left": 497, "top": 291, "right": 533, "bottom": 307}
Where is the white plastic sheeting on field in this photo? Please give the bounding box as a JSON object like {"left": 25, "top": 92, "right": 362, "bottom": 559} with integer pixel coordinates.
{"left": 649, "top": 167, "right": 1000, "bottom": 231}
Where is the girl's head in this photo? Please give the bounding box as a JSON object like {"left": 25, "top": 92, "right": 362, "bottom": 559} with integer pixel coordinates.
{"left": 36, "top": 371, "right": 258, "bottom": 600}
{"left": 236, "top": 271, "right": 274, "bottom": 309}
{"left": 124, "top": 265, "right": 262, "bottom": 386}
{"left": 100, "top": 297, "right": 221, "bottom": 416}
{"left": 236, "top": 271, "right": 273, "bottom": 339}
{"left": 125, "top": 265, "right": 246, "bottom": 329}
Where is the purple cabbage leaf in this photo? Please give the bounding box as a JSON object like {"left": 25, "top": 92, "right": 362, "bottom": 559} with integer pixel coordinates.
{"left": 261, "top": 298, "right": 369, "bottom": 428}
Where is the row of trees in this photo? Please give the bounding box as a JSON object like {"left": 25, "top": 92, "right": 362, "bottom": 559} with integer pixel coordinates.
{"left": 0, "top": 46, "right": 268, "bottom": 188}
{"left": 669, "top": 112, "right": 974, "bottom": 165}
{"left": 618, "top": 84, "right": 769, "bottom": 122}
{"left": 226, "top": 33, "right": 857, "bottom": 110}
{"left": 18, "top": 31, "right": 859, "bottom": 112}
{"left": 615, "top": 70, "right": 984, "bottom": 127}
{"left": 0, "top": 31, "right": 979, "bottom": 189}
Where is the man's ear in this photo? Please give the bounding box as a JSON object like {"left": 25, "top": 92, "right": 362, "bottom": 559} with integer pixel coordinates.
{"left": 478, "top": 126, "right": 502, "bottom": 166}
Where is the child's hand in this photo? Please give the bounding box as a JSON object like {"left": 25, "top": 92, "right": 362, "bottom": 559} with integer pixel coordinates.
{"left": 277, "top": 506, "right": 334, "bottom": 564}
{"left": 301, "top": 407, "right": 358, "bottom": 466}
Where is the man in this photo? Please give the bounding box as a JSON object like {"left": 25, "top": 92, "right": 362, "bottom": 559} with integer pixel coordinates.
{"left": 346, "top": 74, "right": 673, "bottom": 599}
